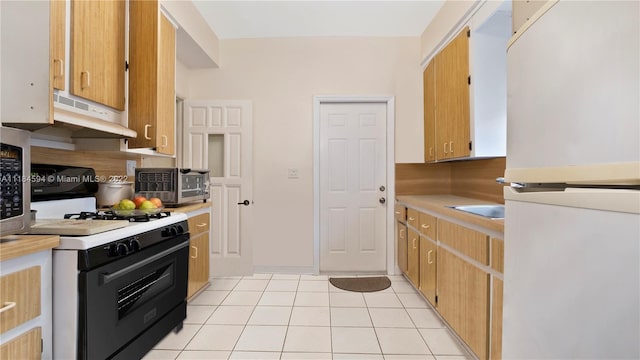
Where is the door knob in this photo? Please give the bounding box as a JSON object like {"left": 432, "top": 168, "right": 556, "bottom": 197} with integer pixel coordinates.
{"left": 379, "top": 197, "right": 386, "bottom": 204}
{"left": 237, "top": 200, "right": 250, "bottom": 206}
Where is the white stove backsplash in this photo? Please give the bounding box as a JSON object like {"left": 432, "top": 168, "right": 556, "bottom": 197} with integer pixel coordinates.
{"left": 31, "top": 197, "right": 97, "bottom": 219}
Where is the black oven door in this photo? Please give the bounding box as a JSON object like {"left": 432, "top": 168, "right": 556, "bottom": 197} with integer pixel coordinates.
{"left": 78, "top": 235, "right": 189, "bottom": 360}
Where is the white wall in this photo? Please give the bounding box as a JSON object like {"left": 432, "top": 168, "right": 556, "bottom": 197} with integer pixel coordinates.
{"left": 420, "top": 0, "right": 478, "bottom": 63}
{"left": 186, "top": 37, "right": 422, "bottom": 270}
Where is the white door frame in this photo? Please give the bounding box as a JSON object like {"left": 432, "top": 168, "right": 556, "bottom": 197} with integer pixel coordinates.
{"left": 313, "top": 96, "right": 396, "bottom": 275}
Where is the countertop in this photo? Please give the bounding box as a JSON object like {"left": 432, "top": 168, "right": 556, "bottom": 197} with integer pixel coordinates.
{"left": 164, "top": 201, "right": 211, "bottom": 214}
{"left": 0, "top": 234, "right": 60, "bottom": 262}
{"left": 396, "top": 194, "right": 504, "bottom": 233}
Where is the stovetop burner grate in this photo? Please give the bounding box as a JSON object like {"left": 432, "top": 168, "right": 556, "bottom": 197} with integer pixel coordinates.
{"left": 64, "top": 211, "right": 171, "bottom": 222}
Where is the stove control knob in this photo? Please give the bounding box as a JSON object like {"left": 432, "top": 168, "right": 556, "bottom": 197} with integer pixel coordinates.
{"left": 108, "top": 244, "right": 119, "bottom": 257}
{"left": 177, "top": 225, "right": 185, "bottom": 234}
{"left": 117, "top": 243, "right": 129, "bottom": 256}
{"left": 129, "top": 239, "right": 141, "bottom": 252}
{"left": 169, "top": 226, "right": 178, "bottom": 236}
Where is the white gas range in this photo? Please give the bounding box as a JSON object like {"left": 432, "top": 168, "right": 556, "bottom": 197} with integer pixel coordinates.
{"left": 31, "top": 197, "right": 190, "bottom": 360}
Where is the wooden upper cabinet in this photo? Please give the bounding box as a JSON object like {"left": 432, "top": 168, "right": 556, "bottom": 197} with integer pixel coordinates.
{"left": 435, "top": 26, "right": 471, "bottom": 160}
{"left": 50, "top": 0, "right": 66, "bottom": 90}
{"left": 70, "top": 0, "right": 126, "bottom": 110}
{"left": 423, "top": 59, "right": 436, "bottom": 162}
{"left": 128, "top": 0, "right": 176, "bottom": 155}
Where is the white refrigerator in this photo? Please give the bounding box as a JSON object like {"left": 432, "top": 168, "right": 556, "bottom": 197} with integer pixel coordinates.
{"left": 503, "top": 1, "right": 640, "bottom": 358}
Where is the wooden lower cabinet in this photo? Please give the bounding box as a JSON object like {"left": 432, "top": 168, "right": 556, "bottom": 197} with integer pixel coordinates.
{"left": 419, "top": 237, "right": 437, "bottom": 306}
{"left": 407, "top": 229, "right": 420, "bottom": 287}
{"left": 397, "top": 222, "right": 408, "bottom": 274}
{"left": 437, "top": 248, "right": 490, "bottom": 360}
{"left": 492, "top": 278, "right": 504, "bottom": 360}
{"left": 0, "top": 327, "right": 41, "bottom": 360}
{"left": 187, "top": 211, "right": 211, "bottom": 299}
{"left": 0, "top": 267, "right": 41, "bottom": 334}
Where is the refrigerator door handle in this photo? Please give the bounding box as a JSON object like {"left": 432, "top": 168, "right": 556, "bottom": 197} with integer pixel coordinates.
{"left": 504, "top": 187, "right": 640, "bottom": 214}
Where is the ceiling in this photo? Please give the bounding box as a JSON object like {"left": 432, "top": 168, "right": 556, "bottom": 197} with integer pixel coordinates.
{"left": 192, "top": 1, "right": 445, "bottom": 39}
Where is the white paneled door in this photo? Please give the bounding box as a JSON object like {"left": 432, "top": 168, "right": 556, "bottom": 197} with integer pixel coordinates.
{"left": 319, "top": 102, "right": 387, "bottom": 272}
{"left": 183, "top": 100, "right": 253, "bottom": 277}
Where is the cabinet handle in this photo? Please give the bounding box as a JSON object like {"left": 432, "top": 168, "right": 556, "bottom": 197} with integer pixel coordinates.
{"left": 443, "top": 142, "right": 448, "bottom": 154}
{"left": 394, "top": 211, "right": 401, "bottom": 215}
{"left": 399, "top": 228, "right": 405, "bottom": 237}
{"left": 54, "top": 58, "right": 64, "bottom": 77}
{"left": 408, "top": 216, "right": 415, "bottom": 221}
{"left": 81, "top": 71, "right": 90, "bottom": 89}
{"left": 412, "top": 238, "right": 417, "bottom": 249}
{"left": 196, "top": 223, "right": 207, "bottom": 227}
{"left": 449, "top": 141, "right": 453, "bottom": 154}
{"left": 144, "top": 124, "right": 152, "bottom": 140}
{"left": 421, "top": 224, "right": 430, "bottom": 229}
{"left": 427, "top": 250, "right": 433, "bottom": 264}
{"left": 191, "top": 245, "right": 198, "bottom": 259}
{"left": 429, "top": 147, "right": 433, "bottom": 157}
{"left": 161, "top": 135, "right": 168, "bottom": 147}
{"left": 0, "top": 302, "right": 16, "bottom": 314}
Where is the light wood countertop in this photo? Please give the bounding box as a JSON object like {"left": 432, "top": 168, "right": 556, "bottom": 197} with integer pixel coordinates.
{"left": 164, "top": 202, "right": 211, "bottom": 214}
{"left": 0, "top": 235, "right": 60, "bottom": 262}
{"left": 396, "top": 195, "right": 504, "bottom": 234}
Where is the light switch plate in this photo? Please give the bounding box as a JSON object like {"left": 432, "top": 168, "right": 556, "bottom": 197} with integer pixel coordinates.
{"left": 287, "top": 168, "right": 299, "bottom": 179}
{"left": 126, "top": 160, "right": 136, "bottom": 176}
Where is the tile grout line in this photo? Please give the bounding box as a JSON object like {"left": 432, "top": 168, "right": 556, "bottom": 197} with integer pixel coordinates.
{"left": 279, "top": 276, "right": 300, "bottom": 357}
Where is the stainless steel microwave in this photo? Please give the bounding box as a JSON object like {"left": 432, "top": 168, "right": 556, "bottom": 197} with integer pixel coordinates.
{"left": 1, "top": 127, "right": 31, "bottom": 236}
{"left": 134, "top": 168, "right": 210, "bottom": 205}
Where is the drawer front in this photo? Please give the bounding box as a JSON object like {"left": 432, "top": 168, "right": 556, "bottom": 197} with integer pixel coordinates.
{"left": 0, "top": 326, "right": 41, "bottom": 360}
{"left": 407, "top": 208, "right": 419, "bottom": 229}
{"left": 437, "top": 219, "right": 489, "bottom": 265}
{"left": 394, "top": 204, "right": 406, "bottom": 222}
{"left": 188, "top": 212, "right": 210, "bottom": 236}
{"left": 0, "top": 267, "right": 41, "bottom": 334}
{"left": 418, "top": 212, "right": 437, "bottom": 239}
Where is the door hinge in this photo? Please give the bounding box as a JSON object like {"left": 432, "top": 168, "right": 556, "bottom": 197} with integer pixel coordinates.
{"left": 467, "top": 29, "right": 470, "bottom": 38}
{"left": 435, "top": 295, "right": 438, "bottom": 304}
{"left": 468, "top": 76, "right": 471, "bottom": 85}
{"left": 125, "top": 61, "right": 129, "bottom": 71}
{"left": 469, "top": 141, "right": 472, "bottom": 151}
{"left": 41, "top": 338, "right": 43, "bottom": 353}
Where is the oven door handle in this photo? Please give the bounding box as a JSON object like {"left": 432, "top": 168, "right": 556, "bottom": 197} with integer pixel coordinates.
{"left": 100, "top": 241, "right": 189, "bottom": 285}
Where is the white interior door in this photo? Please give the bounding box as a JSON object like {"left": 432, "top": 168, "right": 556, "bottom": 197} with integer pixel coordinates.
{"left": 319, "top": 102, "right": 387, "bottom": 272}
{"left": 183, "top": 100, "right": 253, "bottom": 277}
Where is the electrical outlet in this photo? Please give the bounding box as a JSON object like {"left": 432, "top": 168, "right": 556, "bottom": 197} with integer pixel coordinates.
{"left": 126, "top": 160, "right": 136, "bottom": 176}
{"left": 287, "top": 168, "right": 299, "bottom": 179}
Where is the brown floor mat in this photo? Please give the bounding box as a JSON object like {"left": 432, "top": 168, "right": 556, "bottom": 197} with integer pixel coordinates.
{"left": 329, "top": 276, "right": 391, "bottom": 292}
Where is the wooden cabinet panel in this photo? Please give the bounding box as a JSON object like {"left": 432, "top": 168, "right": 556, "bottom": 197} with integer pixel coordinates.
{"left": 491, "top": 238, "right": 504, "bottom": 273}
{"left": 418, "top": 212, "right": 436, "bottom": 239}
{"left": 128, "top": 0, "right": 176, "bottom": 154}
{"left": 51, "top": 0, "right": 66, "bottom": 90}
{"left": 187, "top": 232, "right": 210, "bottom": 298}
{"left": 394, "top": 204, "right": 407, "bottom": 222}
{"left": 424, "top": 59, "right": 436, "bottom": 162}
{"left": 397, "top": 223, "right": 408, "bottom": 274}
{"left": 419, "top": 237, "right": 437, "bottom": 306}
{"left": 491, "top": 278, "right": 503, "bottom": 360}
{"left": 438, "top": 219, "right": 489, "bottom": 265}
{"left": 435, "top": 26, "right": 471, "bottom": 160}
{"left": 0, "top": 267, "right": 41, "bottom": 334}
{"left": 437, "top": 248, "right": 489, "bottom": 360}
{"left": 0, "top": 327, "right": 41, "bottom": 360}
{"left": 70, "top": 0, "right": 125, "bottom": 110}
{"left": 188, "top": 212, "right": 210, "bottom": 236}
{"left": 407, "top": 229, "right": 420, "bottom": 287}
{"left": 407, "top": 208, "right": 419, "bottom": 229}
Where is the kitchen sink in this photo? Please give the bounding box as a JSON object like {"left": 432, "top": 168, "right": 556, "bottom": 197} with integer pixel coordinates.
{"left": 449, "top": 205, "right": 505, "bottom": 219}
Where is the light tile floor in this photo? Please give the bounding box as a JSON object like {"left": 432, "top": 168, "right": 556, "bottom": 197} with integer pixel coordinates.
{"left": 145, "top": 274, "right": 472, "bottom": 360}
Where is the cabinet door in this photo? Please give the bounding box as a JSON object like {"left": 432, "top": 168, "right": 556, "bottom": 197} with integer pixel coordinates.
{"left": 70, "top": 0, "right": 125, "bottom": 110}
{"left": 437, "top": 248, "right": 489, "bottom": 360}
{"left": 419, "top": 237, "right": 437, "bottom": 306}
{"left": 407, "top": 229, "right": 420, "bottom": 287}
{"left": 435, "top": 26, "right": 470, "bottom": 160}
{"left": 491, "top": 278, "right": 503, "bottom": 360}
{"left": 0, "top": 267, "right": 41, "bottom": 334}
{"left": 188, "top": 232, "right": 210, "bottom": 298}
{"left": 423, "top": 59, "right": 437, "bottom": 162}
{"left": 156, "top": 13, "right": 176, "bottom": 155}
{"left": 51, "top": 0, "right": 66, "bottom": 90}
{"left": 0, "top": 327, "right": 41, "bottom": 360}
{"left": 397, "top": 222, "right": 408, "bottom": 274}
